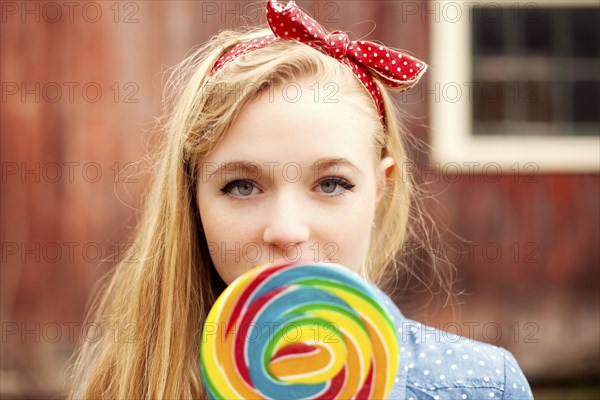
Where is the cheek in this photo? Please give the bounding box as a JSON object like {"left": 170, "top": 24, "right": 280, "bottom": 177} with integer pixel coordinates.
{"left": 335, "top": 224, "right": 372, "bottom": 271}
{"left": 197, "top": 194, "right": 263, "bottom": 284}
{"left": 202, "top": 221, "right": 249, "bottom": 285}
{"left": 201, "top": 203, "right": 261, "bottom": 243}
{"left": 324, "top": 205, "right": 374, "bottom": 271}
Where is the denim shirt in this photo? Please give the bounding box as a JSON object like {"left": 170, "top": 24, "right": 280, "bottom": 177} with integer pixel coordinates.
{"left": 377, "top": 289, "right": 534, "bottom": 400}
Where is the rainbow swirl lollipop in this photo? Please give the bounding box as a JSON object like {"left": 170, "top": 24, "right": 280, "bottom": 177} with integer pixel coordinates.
{"left": 199, "top": 259, "right": 399, "bottom": 399}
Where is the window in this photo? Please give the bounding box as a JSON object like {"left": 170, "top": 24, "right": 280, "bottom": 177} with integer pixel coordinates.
{"left": 429, "top": 1, "right": 599, "bottom": 172}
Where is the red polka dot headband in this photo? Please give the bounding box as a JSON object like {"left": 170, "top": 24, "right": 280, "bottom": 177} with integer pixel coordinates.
{"left": 210, "top": 0, "right": 428, "bottom": 122}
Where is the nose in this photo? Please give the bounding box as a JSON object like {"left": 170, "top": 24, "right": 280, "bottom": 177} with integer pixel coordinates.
{"left": 262, "top": 193, "right": 310, "bottom": 250}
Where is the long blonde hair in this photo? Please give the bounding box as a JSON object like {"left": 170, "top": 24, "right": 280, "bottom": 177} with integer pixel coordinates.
{"left": 65, "top": 26, "right": 451, "bottom": 399}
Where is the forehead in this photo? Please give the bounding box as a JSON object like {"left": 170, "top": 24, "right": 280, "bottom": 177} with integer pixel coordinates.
{"left": 205, "top": 79, "right": 378, "bottom": 168}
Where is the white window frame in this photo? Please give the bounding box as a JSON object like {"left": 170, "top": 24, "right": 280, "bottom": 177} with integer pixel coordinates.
{"left": 429, "top": 0, "right": 600, "bottom": 172}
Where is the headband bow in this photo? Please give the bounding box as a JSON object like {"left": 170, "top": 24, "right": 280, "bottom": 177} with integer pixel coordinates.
{"left": 211, "top": 0, "right": 427, "bottom": 120}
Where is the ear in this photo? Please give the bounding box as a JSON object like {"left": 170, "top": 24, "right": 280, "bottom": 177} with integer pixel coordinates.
{"left": 375, "top": 156, "right": 395, "bottom": 206}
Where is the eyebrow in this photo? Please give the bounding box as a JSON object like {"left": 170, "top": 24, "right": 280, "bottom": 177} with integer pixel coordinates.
{"left": 204, "top": 161, "right": 262, "bottom": 182}
{"left": 312, "top": 157, "right": 362, "bottom": 176}
{"left": 205, "top": 157, "right": 363, "bottom": 181}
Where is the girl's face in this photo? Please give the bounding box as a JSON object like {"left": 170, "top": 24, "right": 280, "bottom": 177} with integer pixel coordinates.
{"left": 196, "top": 78, "right": 394, "bottom": 284}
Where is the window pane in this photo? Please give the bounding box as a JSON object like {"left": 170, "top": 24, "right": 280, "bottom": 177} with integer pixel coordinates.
{"left": 472, "top": 8, "right": 504, "bottom": 55}
{"left": 573, "top": 81, "right": 600, "bottom": 122}
{"left": 524, "top": 8, "right": 554, "bottom": 56}
{"left": 571, "top": 8, "right": 600, "bottom": 58}
{"left": 473, "top": 81, "right": 505, "bottom": 122}
{"left": 527, "top": 81, "right": 553, "bottom": 122}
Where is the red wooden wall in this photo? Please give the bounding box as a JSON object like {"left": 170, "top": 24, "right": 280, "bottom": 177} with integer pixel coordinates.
{"left": 1, "top": 1, "right": 598, "bottom": 397}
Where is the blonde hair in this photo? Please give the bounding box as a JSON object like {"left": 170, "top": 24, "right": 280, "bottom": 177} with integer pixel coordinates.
{"left": 65, "top": 26, "right": 453, "bottom": 399}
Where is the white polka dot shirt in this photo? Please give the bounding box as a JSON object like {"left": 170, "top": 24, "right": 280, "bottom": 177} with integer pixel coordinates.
{"left": 376, "top": 289, "right": 535, "bottom": 399}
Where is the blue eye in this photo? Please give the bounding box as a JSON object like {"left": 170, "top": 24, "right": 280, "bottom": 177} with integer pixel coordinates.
{"left": 316, "top": 177, "right": 355, "bottom": 195}
{"left": 220, "top": 180, "right": 259, "bottom": 197}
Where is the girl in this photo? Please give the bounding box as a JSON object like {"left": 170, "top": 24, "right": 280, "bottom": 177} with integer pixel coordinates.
{"left": 67, "top": 1, "right": 533, "bottom": 398}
